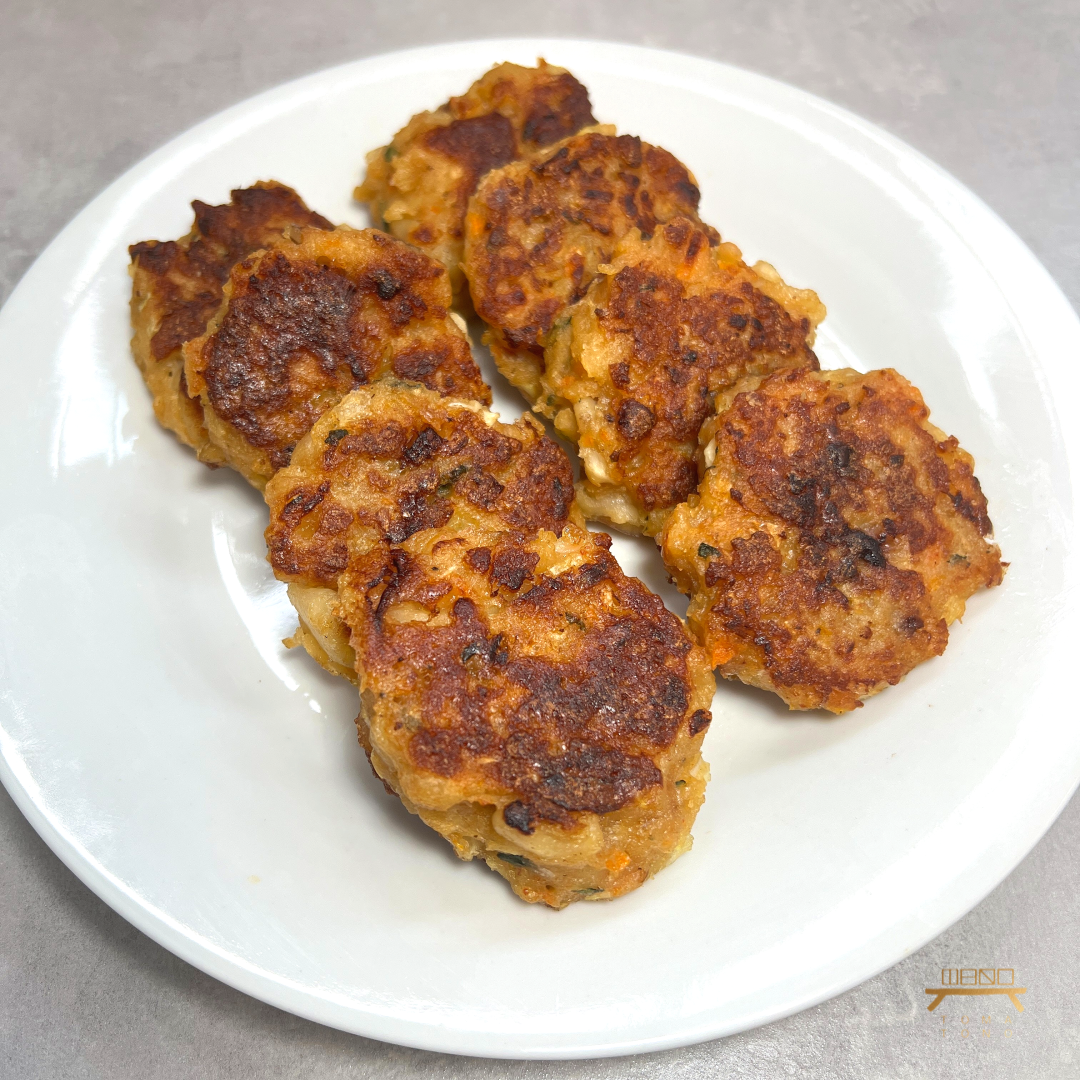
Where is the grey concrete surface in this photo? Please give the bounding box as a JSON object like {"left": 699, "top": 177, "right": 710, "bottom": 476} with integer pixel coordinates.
{"left": 1, "top": 1, "right": 1078, "bottom": 1077}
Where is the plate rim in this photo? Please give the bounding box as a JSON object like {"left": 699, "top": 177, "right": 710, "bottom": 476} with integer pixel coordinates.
{"left": 1, "top": 36, "right": 1079, "bottom": 1059}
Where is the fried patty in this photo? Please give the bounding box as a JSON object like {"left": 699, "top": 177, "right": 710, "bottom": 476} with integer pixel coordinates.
{"left": 183, "top": 227, "right": 489, "bottom": 488}
{"left": 542, "top": 217, "right": 825, "bottom": 535}
{"left": 462, "top": 131, "right": 720, "bottom": 400}
{"left": 355, "top": 60, "right": 595, "bottom": 297}
{"left": 660, "top": 367, "right": 1005, "bottom": 713}
{"left": 128, "top": 181, "right": 332, "bottom": 464}
{"left": 264, "top": 382, "right": 714, "bottom": 907}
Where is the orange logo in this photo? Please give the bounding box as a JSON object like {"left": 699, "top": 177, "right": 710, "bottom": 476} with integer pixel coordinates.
{"left": 925, "top": 968, "right": 1026, "bottom": 1012}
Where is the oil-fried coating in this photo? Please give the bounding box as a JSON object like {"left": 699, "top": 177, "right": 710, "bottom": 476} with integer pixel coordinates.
{"left": 462, "top": 131, "right": 720, "bottom": 400}
{"left": 661, "top": 368, "right": 1005, "bottom": 713}
{"left": 128, "top": 181, "right": 332, "bottom": 464}
{"left": 264, "top": 383, "right": 714, "bottom": 907}
{"left": 356, "top": 60, "right": 595, "bottom": 297}
{"left": 183, "top": 227, "right": 489, "bottom": 488}
{"left": 542, "top": 217, "right": 825, "bottom": 535}
{"left": 264, "top": 380, "right": 583, "bottom": 667}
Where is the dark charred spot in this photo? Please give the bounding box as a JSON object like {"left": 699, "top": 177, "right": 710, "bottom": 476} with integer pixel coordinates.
{"left": 826, "top": 442, "right": 855, "bottom": 474}
{"left": 402, "top": 426, "right": 446, "bottom": 465}
{"left": 521, "top": 72, "right": 595, "bottom": 148}
{"left": 609, "top": 361, "right": 630, "bottom": 389}
{"left": 688, "top": 709, "right": 711, "bottom": 736}
{"left": 460, "top": 469, "right": 505, "bottom": 511}
{"left": 386, "top": 479, "right": 453, "bottom": 543}
{"left": 392, "top": 347, "right": 445, "bottom": 382}
{"left": 490, "top": 545, "right": 540, "bottom": 592}
{"left": 501, "top": 800, "right": 537, "bottom": 834}
{"left": 489, "top": 633, "right": 509, "bottom": 665}
{"left": 132, "top": 183, "right": 332, "bottom": 362}
{"left": 616, "top": 398, "right": 656, "bottom": 440}
{"left": 425, "top": 113, "right": 517, "bottom": 187}
{"left": 899, "top": 615, "right": 924, "bottom": 635}
{"left": 844, "top": 529, "right": 887, "bottom": 568}
{"left": 280, "top": 481, "right": 329, "bottom": 525}
{"left": 370, "top": 268, "right": 400, "bottom": 300}
{"left": 465, "top": 547, "right": 491, "bottom": 573}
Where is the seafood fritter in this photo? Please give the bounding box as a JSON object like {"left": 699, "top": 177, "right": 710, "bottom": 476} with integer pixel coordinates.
{"left": 128, "top": 181, "right": 332, "bottom": 464}
{"left": 661, "top": 368, "right": 1005, "bottom": 714}
{"left": 183, "top": 226, "right": 489, "bottom": 488}
{"left": 355, "top": 60, "right": 595, "bottom": 297}
{"left": 264, "top": 383, "right": 715, "bottom": 907}
{"left": 462, "top": 130, "right": 720, "bottom": 400}
{"left": 264, "top": 380, "right": 582, "bottom": 679}
{"left": 542, "top": 217, "right": 825, "bottom": 536}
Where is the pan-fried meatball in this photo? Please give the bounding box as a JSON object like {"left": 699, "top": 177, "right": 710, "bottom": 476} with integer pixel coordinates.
{"left": 661, "top": 367, "right": 1005, "bottom": 713}
{"left": 356, "top": 60, "right": 595, "bottom": 298}
{"left": 462, "top": 131, "right": 719, "bottom": 400}
{"left": 183, "top": 226, "right": 489, "bottom": 488}
{"left": 542, "top": 217, "right": 825, "bottom": 535}
{"left": 128, "top": 181, "right": 331, "bottom": 463}
{"left": 264, "top": 382, "right": 714, "bottom": 907}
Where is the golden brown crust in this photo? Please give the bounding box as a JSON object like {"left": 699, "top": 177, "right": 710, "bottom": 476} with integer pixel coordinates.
{"left": 345, "top": 536, "right": 704, "bottom": 825}
{"left": 541, "top": 218, "right": 826, "bottom": 534}
{"left": 184, "top": 227, "right": 489, "bottom": 488}
{"left": 128, "top": 182, "right": 331, "bottom": 462}
{"left": 264, "top": 383, "right": 713, "bottom": 907}
{"left": 660, "top": 367, "right": 1005, "bottom": 713}
{"left": 340, "top": 524, "right": 713, "bottom": 908}
{"left": 462, "top": 131, "right": 720, "bottom": 400}
{"left": 356, "top": 61, "right": 595, "bottom": 295}
{"left": 264, "top": 382, "right": 578, "bottom": 588}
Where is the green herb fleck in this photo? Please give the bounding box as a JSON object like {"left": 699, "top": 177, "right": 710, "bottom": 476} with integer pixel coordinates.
{"left": 384, "top": 145, "right": 399, "bottom": 161}
{"left": 438, "top": 464, "right": 468, "bottom": 496}
{"left": 496, "top": 852, "right": 534, "bottom": 868}
{"left": 325, "top": 428, "right": 349, "bottom": 447}
{"left": 574, "top": 887, "right": 604, "bottom": 895}
{"left": 698, "top": 542, "right": 720, "bottom": 559}
{"left": 565, "top": 613, "right": 586, "bottom": 630}
{"left": 675, "top": 780, "right": 686, "bottom": 788}
{"left": 949, "top": 553, "right": 969, "bottom": 564}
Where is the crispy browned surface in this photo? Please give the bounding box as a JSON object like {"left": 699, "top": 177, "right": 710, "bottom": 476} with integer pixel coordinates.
{"left": 660, "top": 367, "right": 1005, "bottom": 713}
{"left": 264, "top": 383, "right": 713, "bottom": 907}
{"left": 264, "top": 381, "right": 578, "bottom": 588}
{"left": 542, "top": 218, "right": 826, "bottom": 535}
{"left": 462, "top": 131, "right": 720, "bottom": 400}
{"left": 128, "top": 182, "right": 331, "bottom": 462}
{"left": 184, "top": 227, "right": 489, "bottom": 488}
{"left": 356, "top": 60, "right": 595, "bottom": 296}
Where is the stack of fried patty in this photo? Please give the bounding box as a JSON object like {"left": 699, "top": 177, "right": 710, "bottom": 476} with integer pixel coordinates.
{"left": 128, "top": 69, "right": 718, "bottom": 908}
{"left": 129, "top": 58, "right": 1004, "bottom": 908}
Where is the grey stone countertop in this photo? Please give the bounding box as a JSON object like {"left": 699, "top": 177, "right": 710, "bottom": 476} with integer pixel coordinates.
{"left": 1, "top": 2, "right": 1077, "bottom": 1077}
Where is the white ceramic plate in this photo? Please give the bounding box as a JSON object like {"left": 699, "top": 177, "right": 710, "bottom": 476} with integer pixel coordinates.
{"left": 0, "top": 39, "right": 1077, "bottom": 1060}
